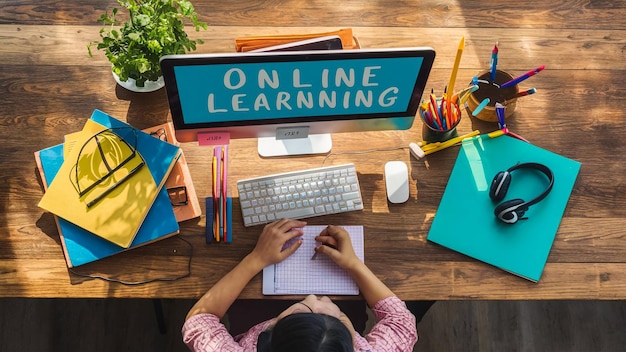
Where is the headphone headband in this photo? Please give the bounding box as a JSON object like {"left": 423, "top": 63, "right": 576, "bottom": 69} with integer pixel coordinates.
{"left": 505, "top": 162, "right": 554, "bottom": 207}
{"left": 490, "top": 162, "right": 554, "bottom": 224}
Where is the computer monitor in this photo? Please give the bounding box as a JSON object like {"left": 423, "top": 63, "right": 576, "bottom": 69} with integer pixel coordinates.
{"left": 160, "top": 47, "right": 435, "bottom": 156}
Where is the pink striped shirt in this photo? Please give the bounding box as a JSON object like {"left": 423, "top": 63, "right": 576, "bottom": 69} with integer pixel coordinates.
{"left": 183, "top": 296, "right": 417, "bottom": 351}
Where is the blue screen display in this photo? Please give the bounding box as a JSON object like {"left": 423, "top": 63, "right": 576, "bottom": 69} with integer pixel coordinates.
{"left": 174, "top": 56, "right": 424, "bottom": 124}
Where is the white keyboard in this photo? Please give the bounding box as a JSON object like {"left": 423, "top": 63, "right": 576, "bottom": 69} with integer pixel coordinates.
{"left": 236, "top": 163, "right": 364, "bottom": 227}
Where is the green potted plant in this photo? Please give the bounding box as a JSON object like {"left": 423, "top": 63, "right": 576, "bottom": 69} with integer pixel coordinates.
{"left": 88, "top": 0, "right": 207, "bottom": 92}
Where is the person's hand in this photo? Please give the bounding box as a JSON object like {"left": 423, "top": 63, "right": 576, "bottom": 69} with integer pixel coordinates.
{"left": 250, "top": 218, "right": 307, "bottom": 267}
{"left": 314, "top": 225, "right": 361, "bottom": 270}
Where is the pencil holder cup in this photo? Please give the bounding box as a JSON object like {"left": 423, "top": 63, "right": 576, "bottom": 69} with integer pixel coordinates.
{"left": 467, "top": 70, "right": 519, "bottom": 122}
{"left": 419, "top": 97, "right": 461, "bottom": 143}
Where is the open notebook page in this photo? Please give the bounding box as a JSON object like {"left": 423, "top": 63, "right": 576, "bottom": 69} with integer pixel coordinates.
{"left": 263, "top": 225, "right": 364, "bottom": 295}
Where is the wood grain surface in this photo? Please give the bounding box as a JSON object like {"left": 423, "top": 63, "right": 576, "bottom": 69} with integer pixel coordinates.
{"left": 1, "top": 0, "right": 626, "bottom": 299}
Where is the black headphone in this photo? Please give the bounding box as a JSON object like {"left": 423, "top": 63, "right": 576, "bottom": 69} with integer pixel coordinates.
{"left": 489, "top": 162, "right": 554, "bottom": 224}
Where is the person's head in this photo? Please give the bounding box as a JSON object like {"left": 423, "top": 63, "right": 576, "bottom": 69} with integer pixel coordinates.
{"left": 257, "top": 295, "right": 354, "bottom": 352}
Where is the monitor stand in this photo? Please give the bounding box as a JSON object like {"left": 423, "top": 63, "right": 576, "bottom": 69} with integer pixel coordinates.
{"left": 257, "top": 134, "right": 332, "bottom": 157}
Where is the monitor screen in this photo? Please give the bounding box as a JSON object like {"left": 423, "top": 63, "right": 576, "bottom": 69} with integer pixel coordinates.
{"left": 160, "top": 47, "right": 435, "bottom": 156}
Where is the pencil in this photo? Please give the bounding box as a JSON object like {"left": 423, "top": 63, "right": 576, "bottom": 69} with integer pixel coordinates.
{"left": 220, "top": 146, "right": 227, "bottom": 242}
{"left": 500, "top": 66, "right": 545, "bottom": 88}
{"left": 447, "top": 36, "right": 465, "bottom": 102}
{"left": 211, "top": 155, "right": 219, "bottom": 242}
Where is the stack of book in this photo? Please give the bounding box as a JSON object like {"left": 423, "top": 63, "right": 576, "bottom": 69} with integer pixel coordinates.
{"left": 36, "top": 110, "right": 201, "bottom": 268}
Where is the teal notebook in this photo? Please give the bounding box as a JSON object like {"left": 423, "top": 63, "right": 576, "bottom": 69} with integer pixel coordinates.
{"left": 426, "top": 135, "right": 581, "bottom": 282}
{"left": 36, "top": 144, "right": 179, "bottom": 267}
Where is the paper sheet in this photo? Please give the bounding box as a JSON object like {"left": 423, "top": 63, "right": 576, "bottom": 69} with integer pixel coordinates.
{"left": 263, "top": 225, "right": 364, "bottom": 295}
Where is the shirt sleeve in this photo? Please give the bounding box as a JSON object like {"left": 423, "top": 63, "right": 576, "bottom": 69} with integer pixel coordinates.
{"left": 182, "top": 314, "right": 275, "bottom": 352}
{"left": 354, "top": 296, "right": 418, "bottom": 352}
{"left": 182, "top": 314, "right": 242, "bottom": 352}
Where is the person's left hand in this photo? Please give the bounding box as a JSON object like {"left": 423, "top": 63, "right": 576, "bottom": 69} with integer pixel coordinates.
{"left": 251, "top": 218, "right": 307, "bottom": 267}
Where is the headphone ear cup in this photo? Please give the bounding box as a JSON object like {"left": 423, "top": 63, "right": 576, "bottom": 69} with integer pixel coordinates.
{"left": 494, "top": 198, "right": 527, "bottom": 224}
{"left": 489, "top": 171, "right": 511, "bottom": 201}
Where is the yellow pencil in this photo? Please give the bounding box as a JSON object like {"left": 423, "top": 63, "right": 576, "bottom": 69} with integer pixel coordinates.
{"left": 422, "top": 130, "right": 480, "bottom": 154}
{"left": 447, "top": 36, "right": 465, "bottom": 102}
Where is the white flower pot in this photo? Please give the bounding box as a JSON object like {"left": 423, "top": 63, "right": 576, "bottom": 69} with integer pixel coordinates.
{"left": 112, "top": 71, "right": 165, "bottom": 93}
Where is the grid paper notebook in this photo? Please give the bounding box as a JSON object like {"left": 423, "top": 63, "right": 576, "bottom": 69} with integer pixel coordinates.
{"left": 263, "top": 225, "right": 364, "bottom": 295}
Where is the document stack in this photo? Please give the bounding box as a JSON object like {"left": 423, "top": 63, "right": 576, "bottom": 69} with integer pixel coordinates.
{"left": 36, "top": 110, "right": 200, "bottom": 267}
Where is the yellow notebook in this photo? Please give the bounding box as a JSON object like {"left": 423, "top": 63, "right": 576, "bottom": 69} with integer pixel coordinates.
{"left": 38, "top": 110, "right": 180, "bottom": 248}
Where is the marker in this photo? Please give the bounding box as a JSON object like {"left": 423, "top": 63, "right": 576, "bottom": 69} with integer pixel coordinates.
{"left": 486, "top": 129, "right": 506, "bottom": 138}
{"left": 489, "top": 42, "right": 498, "bottom": 83}
{"left": 211, "top": 155, "right": 219, "bottom": 242}
{"left": 471, "top": 98, "right": 490, "bottom": 116}
{"left": 505, "top": 88, "right": 537, "bottom": 103}
{"left": 495, "top": 102, "right": 506, "bottom": 129}
{"left": 500, "top": 65, "right": 545, "bottom": 89}
{"left": 220, "top": 146, "right": 227, "bottom": 242}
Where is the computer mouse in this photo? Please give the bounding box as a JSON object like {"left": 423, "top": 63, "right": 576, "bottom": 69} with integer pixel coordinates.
{"left": 384, "top": 161, "right": 410, "bottom": 203}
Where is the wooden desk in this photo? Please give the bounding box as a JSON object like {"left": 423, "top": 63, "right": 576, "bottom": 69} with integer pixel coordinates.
{"left": 2, "top": 0, "right": 625, "bottom": 300}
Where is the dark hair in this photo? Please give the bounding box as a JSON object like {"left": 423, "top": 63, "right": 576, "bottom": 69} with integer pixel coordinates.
{"left": 257, "top": 313, "right": 354, "bottom": 352}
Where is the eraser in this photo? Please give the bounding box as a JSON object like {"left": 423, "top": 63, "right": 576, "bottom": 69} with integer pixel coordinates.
{"left": 409, "top": 142, "right": 425, "bottom": 159}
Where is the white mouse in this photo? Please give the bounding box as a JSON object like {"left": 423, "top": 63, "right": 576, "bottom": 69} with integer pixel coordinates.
{"left": 384, "top": 161, "right": 410, "bottom": 203}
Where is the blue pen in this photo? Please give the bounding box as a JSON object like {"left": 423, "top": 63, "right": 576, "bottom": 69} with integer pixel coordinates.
{"left": 495, "top": 102, "right": 506, "bottom": 129}
{"left": 490, "top": 42, "right": 498, "bottom": 82}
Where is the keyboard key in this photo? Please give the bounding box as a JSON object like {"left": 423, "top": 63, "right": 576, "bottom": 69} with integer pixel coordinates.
{"left": 237, "top": 164, "right": 363, "bottom": 226}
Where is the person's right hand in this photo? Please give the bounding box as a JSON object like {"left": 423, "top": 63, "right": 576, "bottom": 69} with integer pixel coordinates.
{"left": 251, "top": 218, "right": 307, "bottom": 267}
{"left": 314, "top": 225, "right": 361, "bottom": 270}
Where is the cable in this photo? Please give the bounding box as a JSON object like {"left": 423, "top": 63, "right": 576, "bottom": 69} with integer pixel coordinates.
{"left": 68, "top": 236, "right": 193, "bottom": 286}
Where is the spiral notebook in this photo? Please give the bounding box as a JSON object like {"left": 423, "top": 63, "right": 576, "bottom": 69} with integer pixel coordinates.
{"left": 263, "top": 225, "right": 364, "bottom": 295}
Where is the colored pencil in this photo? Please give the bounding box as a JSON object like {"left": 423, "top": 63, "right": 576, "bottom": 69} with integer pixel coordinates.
{"left": 500, "top": 66, "right": 545, "bottom": 88}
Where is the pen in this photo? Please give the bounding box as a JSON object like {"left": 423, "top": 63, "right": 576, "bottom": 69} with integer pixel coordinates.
{"left": 495, "top": 102, "right": 506, "bottom": 129}
{"left": 311, "top": 240, "right": 338, "bottom": 260}
{"left": 471, "top": 98, "right": 490, "bottom": 117}
{"left": 447, "top": 36, "right": 465, "bottom": 109}
{"left": 441, "top": 92, "right": 449, "bottom": 130}
{"left": 451, "top": 84, "right": 478, "bottom": 102}
{"left": 311, "top": 249, "right": 319, "bottom": 260}
{"left": 429, "top": 91, "right": 442, "bottom": 129}
{"left": 211, "top": 155, "right": 219, "bottom": 242}
{"left": 490, "top": 42, "right": 498, "bottom": 83}
{"left": 500, "top": 65, "right": 545, "bottom": 89}
{"left": 458, "top": 85, "right": 479, "bottom": 105}
{"left": 216, "top": 148, "right": 222, "bottom": 242}
{"left": 220, "top": 145, "right": 228, "bottom": 242}
{"left": 218, "top": 146, "right": 224, "bottom": 240}
{"left": 504, "top": 87, "right": 537, "bottom": 103}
